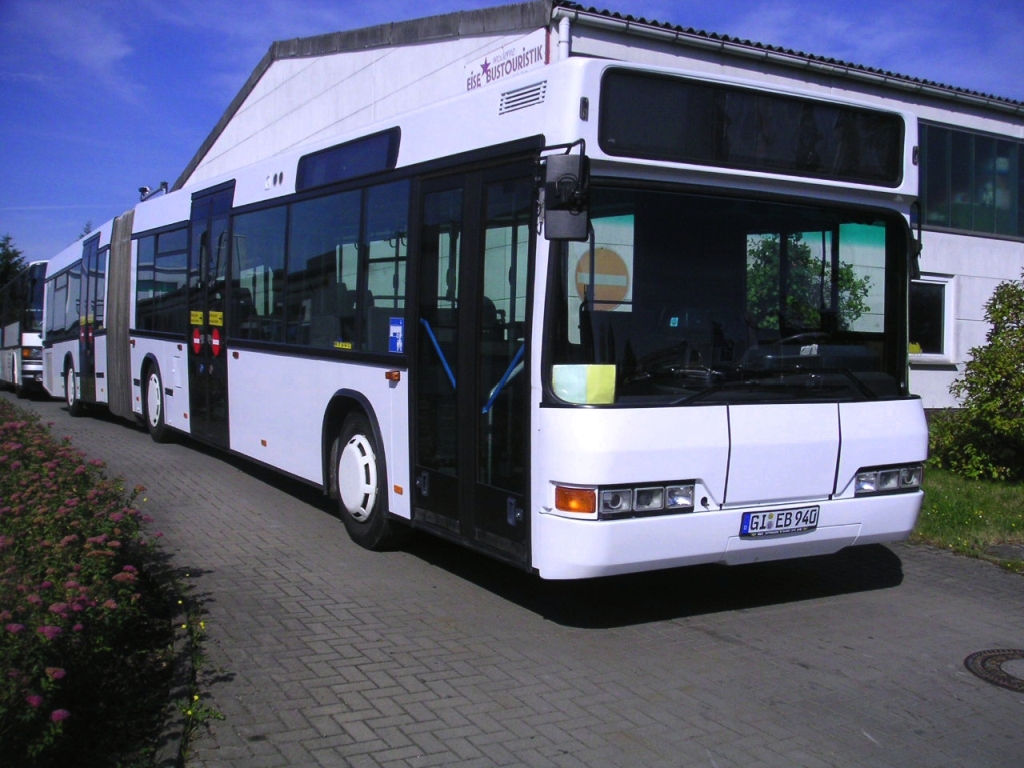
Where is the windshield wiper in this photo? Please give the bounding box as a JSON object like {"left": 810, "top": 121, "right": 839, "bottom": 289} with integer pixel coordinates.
{"left": 668, "top": 369, "right": 872, "bottom": 405}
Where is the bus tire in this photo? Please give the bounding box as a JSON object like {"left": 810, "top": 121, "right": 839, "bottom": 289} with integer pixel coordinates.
{"left": 65, "top": 364, "right": 83, "bottom": 417}
{"left": 143, "top": 364, "right": 170, "bottom": 443}
{"left": 332, "top": 413, "right": 407, "bottom": 551}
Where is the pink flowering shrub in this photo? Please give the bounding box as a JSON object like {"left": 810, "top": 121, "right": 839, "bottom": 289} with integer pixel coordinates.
{"left": 0, "top": 400, "right": 170, "bottom": 766}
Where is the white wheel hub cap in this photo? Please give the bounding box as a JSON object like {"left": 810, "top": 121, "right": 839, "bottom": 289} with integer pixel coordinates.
{"left": 338, "top": 434, "right": 377, "bottom": 522}
{"left": 147, "top": 374, "right": 162, "bottom": 427}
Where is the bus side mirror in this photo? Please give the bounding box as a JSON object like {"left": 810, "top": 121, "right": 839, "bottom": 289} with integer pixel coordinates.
{"left": 543, "top": 153, "right": 590, "bottom": 241}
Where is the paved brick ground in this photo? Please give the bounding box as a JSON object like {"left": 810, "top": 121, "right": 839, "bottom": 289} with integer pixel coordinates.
{"left": 6, "top": 391, "right": 1024, "bottom": 767}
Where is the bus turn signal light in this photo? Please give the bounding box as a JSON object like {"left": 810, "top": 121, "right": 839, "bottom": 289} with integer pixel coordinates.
{"left": 554, "top": 486, "right": 596, "bottom": 515}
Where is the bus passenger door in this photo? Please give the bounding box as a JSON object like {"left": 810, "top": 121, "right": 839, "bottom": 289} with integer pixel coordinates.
{"left": 188, "top": 187, "right": 232, "bottom": 449}
{"left": 412, "top": 165, "right": 533, "bottom": 567}
{"left": 78, "top": 235, "right": 101, "bottom": 402}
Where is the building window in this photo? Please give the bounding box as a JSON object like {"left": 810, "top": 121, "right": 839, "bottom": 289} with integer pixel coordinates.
{"left": 921, "top": 123, "right": 1022, "bottom": 239}
{"left": 909, "top": 274, "right": 954, "bottom": 362}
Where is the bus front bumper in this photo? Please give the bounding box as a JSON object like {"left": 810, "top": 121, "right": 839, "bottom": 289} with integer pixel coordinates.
{"left": 531, "top": 491, "right": 922, "bottom": 580}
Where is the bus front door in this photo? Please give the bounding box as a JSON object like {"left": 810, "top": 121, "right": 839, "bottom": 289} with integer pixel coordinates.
{"left": 187, "top": 187, "right": 232, "bottom": 449}
{"left": 412, "top": 166, "right": 533, "bottom": 567}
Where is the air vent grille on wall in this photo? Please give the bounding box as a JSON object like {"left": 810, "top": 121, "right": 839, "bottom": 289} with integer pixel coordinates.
{"left": 499, "top": 81, "right": 547, "bottom": 115}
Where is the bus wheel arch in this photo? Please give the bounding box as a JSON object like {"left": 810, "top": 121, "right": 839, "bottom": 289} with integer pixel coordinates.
{"left": 141, "top": 357, "right": 170, "bottom": 443}
{"left": 323, "top": 394, "right": 407, "bottom": 551}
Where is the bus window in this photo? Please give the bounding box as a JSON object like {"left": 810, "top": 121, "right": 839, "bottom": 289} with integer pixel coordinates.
{"left": 231, "top": 206, "right": 287, "bottom": 342}
{"left": 136, "top": 227, "right": 188, "bottom": 335}
{"left": 364, "top": 180, "right": 409, "bottom": 353}
{"left": 286, "top": 190, "right": 360, "bottom": 349}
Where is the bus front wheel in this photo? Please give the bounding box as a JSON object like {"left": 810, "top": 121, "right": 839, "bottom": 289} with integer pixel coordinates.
{"left": 332, "top": 413, "right": 407, "bottom": 551}
{"left": 65, "top": 365, "right": 83, "bottom": 417}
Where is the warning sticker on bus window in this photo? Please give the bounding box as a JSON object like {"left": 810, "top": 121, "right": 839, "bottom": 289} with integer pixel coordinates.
{"left": 389, "top": 318, "right": 404, "bottom": 353}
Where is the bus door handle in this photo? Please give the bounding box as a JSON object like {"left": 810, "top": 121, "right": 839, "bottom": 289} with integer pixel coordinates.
{"left": 419, "top": 318, "right": 456, "bottom": 390}
{"left": 482, "top": 344, "right": 525, "bottom": 414}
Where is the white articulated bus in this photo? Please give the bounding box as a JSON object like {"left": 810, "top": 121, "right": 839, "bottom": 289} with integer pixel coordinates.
{"left": 42, "top": 57, "right": 928, "bottom": 578}
{"left": 1, "top": 261, "right": 48, "bottom": 398}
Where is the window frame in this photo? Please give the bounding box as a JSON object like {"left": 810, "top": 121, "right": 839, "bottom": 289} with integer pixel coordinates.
{"left": 920, "top": 121, "right": 1023, "bottom": 241}
{"left": 909, "top": 272, "right": 955, "bottom": 365}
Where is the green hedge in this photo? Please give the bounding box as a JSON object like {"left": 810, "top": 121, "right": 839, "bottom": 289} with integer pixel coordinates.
{"left": 928, "top": 270, "right": 1024, "bottom": 482}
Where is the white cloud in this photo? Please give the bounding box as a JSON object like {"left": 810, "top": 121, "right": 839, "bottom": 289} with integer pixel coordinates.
{"left": 0, "top": 0, "right": 143, "bottom": 102}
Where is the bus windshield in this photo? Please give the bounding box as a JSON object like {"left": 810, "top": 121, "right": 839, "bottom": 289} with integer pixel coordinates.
{"left": 545, "top": 186, "right": 908, "bottom": 406}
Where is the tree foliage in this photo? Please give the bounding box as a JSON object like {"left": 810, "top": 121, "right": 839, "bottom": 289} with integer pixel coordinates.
{"left": 929, "top": 269, "right": 1024, "bottom": 481}
{"left": 0, "top": 234, "right": 25, "bottom": 289}
{"left": 745, "top": 233, "right": 871, "bottom": 332}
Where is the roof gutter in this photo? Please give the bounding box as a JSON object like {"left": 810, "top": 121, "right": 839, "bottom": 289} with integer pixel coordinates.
{"left": 551, "top": 5, "right": 1024, "bottom": 118}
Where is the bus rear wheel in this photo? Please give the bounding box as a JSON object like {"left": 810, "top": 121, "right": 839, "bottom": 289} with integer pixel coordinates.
{"left": 144, "top": 365, "right": 170, "bottom": 443}
{"left": 332, "top": 413, "right": 407, "bottom": 551}
{"left": 65, "top": 365, "right": 83, "bottom": 417}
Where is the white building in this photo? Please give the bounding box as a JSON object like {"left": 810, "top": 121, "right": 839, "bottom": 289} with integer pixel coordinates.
{"left": 174, "top": 0, "right": 1024, "bottom": 409}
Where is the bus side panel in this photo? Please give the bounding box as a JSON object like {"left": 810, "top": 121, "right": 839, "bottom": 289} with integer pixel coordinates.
{"left": 131, "top": 338, "right": 190, "bottom": 432}
{"left": 226, "top": 350, "right": 411, "bottom": 520}
{"left": 0, "top": 344, "right": 12, "bottom": 387}
{"left": 43, "top": 348, "right": 56, "bottom": 396}
{"left": 1, "top": 324, "right": 13, "bottom": 385}
{"left": 45, "top": 339, "right": 79, "bottom": 401}
{"left": 93, "top": 335, "right": 109, "bottom": 404}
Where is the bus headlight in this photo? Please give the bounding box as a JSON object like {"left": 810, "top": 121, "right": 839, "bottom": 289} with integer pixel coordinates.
{"left": 599, "top": 482, "right": 695, "bottom": 518}
{"left": 601, "top": 489, "right": 632, "bottom": 514}
{"left": 854, "top": 464, "right": 923, "bottom": 495}
{"left": 23, "top": 347, "right": 42, "bottom": 360}
{"left": 554, "top": 481, "right": 696, "bottom": 520}
{"left": 666, "top": 484, "right": 695, "bottom": 509}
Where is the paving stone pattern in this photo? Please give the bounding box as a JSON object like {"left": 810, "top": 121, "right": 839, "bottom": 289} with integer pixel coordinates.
{"left": 6, "top": 392, "right": 1024, "bottom": 767}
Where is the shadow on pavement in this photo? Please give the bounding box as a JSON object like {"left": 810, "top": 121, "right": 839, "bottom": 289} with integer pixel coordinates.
{"left": 404, "top": 536, "right": 905, "bottom": 629}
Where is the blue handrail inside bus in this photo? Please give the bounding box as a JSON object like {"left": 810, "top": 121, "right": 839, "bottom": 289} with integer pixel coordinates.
{"left": 419, "top": 318, "right": 456, "bottom": 390}
{"left": 482, "top": 344, "right": 525, "bottom": 414}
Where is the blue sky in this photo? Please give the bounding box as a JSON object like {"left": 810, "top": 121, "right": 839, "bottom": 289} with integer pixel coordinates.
{"left": 2, "top": 0, "right": 1022, "bottom": 263}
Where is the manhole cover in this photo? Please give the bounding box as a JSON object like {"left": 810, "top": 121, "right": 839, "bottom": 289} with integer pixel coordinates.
{"left": 964, "top": 649, "right": 1024, "bottom": 693}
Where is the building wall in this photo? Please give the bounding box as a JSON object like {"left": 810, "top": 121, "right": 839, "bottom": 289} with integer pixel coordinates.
{"left": 911, "top": 232, "right": 1024, "bottom": 408}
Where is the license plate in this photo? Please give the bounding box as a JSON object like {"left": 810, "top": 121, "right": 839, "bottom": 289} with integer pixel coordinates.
{"left": 740, "top": 506, "right": 819, "bottom": 537}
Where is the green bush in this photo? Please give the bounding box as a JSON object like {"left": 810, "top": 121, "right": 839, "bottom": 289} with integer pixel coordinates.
{"left": 0, "top": 400, "right": 172, "bottom": 766}
{"left": 928, "top": 269, "right": 1024, "bottom": 481}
